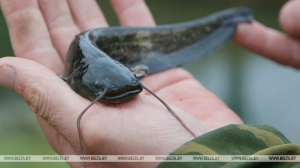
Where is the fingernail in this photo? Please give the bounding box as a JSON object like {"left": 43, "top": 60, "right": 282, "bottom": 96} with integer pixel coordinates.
{"left": 0, "top": 65, "right": 15, "bottom": 90}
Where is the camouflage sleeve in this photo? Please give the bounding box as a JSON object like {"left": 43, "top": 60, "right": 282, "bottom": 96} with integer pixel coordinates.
{"left": 158, "top": 124, "right": 300, "bottom": 168}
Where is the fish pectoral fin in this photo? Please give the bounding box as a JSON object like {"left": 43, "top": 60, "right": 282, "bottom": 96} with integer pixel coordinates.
{"left": 131, "top": 64, "right": 149, "bottom": 78}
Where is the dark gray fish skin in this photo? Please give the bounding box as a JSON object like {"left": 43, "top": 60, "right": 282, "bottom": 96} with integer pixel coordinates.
{"left": 88, "top": 6, "right": 253, "bottom": 76}
{"left": 65, "top": 36, "right": 143, "bottom": 103}
{"left": 64, "top": 6, "right": 253, "bottom": 103}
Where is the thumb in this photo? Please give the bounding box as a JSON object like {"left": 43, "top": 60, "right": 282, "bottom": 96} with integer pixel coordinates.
{"left": 0, "top": 57, "right": 88, "bottom": 154}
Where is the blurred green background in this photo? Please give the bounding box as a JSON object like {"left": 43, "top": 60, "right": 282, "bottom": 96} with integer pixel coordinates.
{"left": 1, "top": 0, "right": 299, "bottom": 167}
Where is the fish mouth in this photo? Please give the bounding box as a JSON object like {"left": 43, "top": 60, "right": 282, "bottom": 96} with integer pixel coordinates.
{"left": 104, "top": 87, "right": 142, "bottom": 101}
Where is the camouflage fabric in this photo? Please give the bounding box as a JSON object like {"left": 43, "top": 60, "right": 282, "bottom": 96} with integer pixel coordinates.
{"left": 158, "top": 124, "right": 300, "bottom": 168}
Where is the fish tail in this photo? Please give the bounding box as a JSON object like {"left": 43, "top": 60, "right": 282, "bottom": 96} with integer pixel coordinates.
{"left": 219, "top": 7, "right": 253, "bottom": 26}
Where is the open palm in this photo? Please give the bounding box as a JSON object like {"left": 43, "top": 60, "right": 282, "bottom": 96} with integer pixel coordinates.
{"left": 2, "top": 0, "right": 284, "bottom": 168}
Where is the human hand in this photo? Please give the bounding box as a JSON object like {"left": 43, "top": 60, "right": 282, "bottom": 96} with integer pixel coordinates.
{"left": 234, "top": 0, "right": 300, "bottom": 69}
{"left": 0, "top": 0, "right": 242, "bottom": 167}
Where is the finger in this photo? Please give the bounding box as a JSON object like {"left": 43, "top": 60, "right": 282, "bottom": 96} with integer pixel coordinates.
{"left": 67, "top": 0, "right": 108, "bottom": 31}
{"left": 279, "top": 0, "right": 300, "bottom": 38}
{"left": 38, "top": 0, "right": 80, "bottom": 62}
{"left": 0, "top": 57, "right": 90, "bottom": 153}
{"left": 0, "top": 0, "right": 64, "bottom": 73}
{"left": 233, "top": 21, "right": 300, "bottom": 69}
{"left": 110, "top": 0, "right": 155, "bottom": 26}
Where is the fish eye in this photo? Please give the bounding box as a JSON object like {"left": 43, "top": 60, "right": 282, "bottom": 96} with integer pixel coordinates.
{"left": 111, "top": 84, "right": 118, "bottom": 91}
{"left": 96, "top": 91, "right": 104, "bottom": 97}
{"left": 93, "top": 81, "right": 104, "bottom": 90}
{"left": 131, "top": 79, "right": 138, "bottom": 85}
